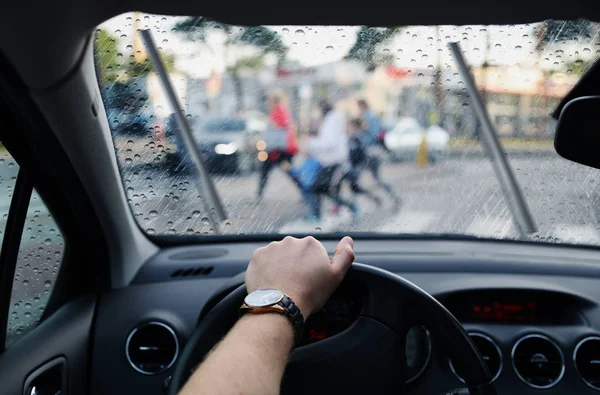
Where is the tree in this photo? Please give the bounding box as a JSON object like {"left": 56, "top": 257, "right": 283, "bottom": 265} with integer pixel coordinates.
{"left": 534, "top": 20, "right": 591, "bottom": 72}
{"left": 95, "top": 30, "right": 120, "bottom": 84}
{"left": 345, "top": 27, "right": 400, "bottom": 72}
{"left": 174, "top": 17, "right": 287, "bottom": 111}
{"left": 94, "top": 30, "right": 178, "bottom": 83}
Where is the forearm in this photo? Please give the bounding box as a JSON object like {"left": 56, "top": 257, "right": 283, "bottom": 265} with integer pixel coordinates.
{"left": 179, "top": 313, "right": 294, "bottom": 395}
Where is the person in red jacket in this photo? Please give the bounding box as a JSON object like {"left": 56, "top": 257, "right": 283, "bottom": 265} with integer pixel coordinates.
{"left": 257, "top": 93, "right": 299, "bottom": 199}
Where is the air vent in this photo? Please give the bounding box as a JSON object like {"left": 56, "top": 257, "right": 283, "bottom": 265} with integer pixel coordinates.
{"left": 512, "top": 334, "right": 564, "bottom": 389}
{"left": 126, "top": 322, "right": 179, "bottom": 375}
{"left": 574, "top": 336, "right": 600, "bottom": 390}
{"left": 449, "top": 333, "right": 502, "bottom": 383}
{"left": 171, "top": 266, "right": 214, "bottom": 278}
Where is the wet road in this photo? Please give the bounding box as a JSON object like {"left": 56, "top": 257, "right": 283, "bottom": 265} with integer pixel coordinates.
{"left": 117, "top": 145, "right": 600, "bottom": 246}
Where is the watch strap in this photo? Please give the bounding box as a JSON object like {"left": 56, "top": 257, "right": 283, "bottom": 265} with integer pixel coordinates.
{"left": 277, "top": 295, "right": 304, "bottom": 336}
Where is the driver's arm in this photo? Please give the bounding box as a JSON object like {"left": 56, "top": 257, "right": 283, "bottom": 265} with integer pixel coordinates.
{"left": 178, "top": 236, "right": 355, "bottom": 395}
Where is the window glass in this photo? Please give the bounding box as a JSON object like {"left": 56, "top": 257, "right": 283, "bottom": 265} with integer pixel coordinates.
{"left": 0, "top": 145, "right": 18, "bottom": 245}
{"left": 6, "top": 189, "right": 64, "bottom": 347}
{"left": 95, "top": 16, "right": 600, "bottom": 247}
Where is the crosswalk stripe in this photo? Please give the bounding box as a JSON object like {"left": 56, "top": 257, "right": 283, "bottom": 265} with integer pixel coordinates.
{"left": 379, "top": 211, "right": 437, "bottom": 233}
{"left": 275, "top": 205, "right": 600, "bottom": 246}
{"left": 466, "top": 216, "right": 516, "bottom": 239}
{"left": 547, "top": 224, "right": 600, "bottom": 244}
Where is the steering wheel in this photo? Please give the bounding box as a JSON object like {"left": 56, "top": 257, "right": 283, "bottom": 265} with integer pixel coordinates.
{"left": 167, "top": 263, "right": 496, "bottom": 395}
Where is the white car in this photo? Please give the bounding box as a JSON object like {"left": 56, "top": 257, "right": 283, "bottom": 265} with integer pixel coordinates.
{"left": 384, "top": 117, "right": 450, "bottom": 163}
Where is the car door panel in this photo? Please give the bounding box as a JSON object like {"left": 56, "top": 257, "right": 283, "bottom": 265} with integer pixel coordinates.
{"left": 0, "top": 295, "right": 96, "bottom": 395}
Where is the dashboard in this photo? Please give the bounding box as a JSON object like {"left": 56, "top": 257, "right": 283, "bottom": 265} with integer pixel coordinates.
{"left": 89, "top": 239, "right": 600, "bottom": 394}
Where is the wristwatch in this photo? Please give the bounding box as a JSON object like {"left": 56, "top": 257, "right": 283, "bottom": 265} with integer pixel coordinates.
{"left": 240, "top": 288, "right": 304, "bottom": 342}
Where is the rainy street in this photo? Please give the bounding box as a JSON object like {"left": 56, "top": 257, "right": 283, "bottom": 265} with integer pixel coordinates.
{"left": 117, "top": 145, "right": 600, "bottom": 244}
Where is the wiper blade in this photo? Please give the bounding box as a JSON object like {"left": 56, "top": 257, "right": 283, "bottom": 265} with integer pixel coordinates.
{"left": 140, "top": 29, "right": 227, "bottom": 233}
{"left": 448, "top": 42, "right": 536, "bottom": 238}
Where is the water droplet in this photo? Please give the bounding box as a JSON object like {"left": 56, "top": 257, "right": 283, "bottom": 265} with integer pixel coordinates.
{"left": 149, "top": 210, "right": 158, "bottom": 218}
{"left": 325, "top": 45, "right": 334, "bottom": 51}
{"left": 146, "top": 228, "right": 156, "bottom": 235}
{"left": 44, "top": 238, "right": 51, "bottom": 245}
{"left": 126, "top": 44, "right": 133, "bottom": 51}
{"left": 515, "top": 45, "right": 522, "bottom": 51}
{"left": 44, "top": 280, "right": 52, "bottom": 288}
{"left": 397, "top": 49, "right": 403, "bottom": 54}
{"left": 201, "top": 217, "right": 210, "bottom": 225}
{"left": 24, "top": 303, "right": 31, "bottom": 309}
{"left": 495, "top": 43, "right": 502, "bottom": 48}
{"left": 411, "top": 34, "right": 417, "bottom": 39}
{"left": 22, "top": 280, "right": 29, "bottom": 286}
{"left": 282, "top": 28, "right": 289, "bottom": 33}
{"left": 295, "top": 29, "right": 305, "bottom": 36}
{"left": 583, "top": 47, "right": 591, "bottom": 54}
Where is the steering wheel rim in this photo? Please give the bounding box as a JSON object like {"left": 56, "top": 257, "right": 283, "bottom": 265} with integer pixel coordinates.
{"left": 168, "top": 263, "right": 496, "bottom": 395}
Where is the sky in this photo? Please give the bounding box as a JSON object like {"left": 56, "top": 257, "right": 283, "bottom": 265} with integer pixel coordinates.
{"left": 99, "top": 13, "right": 600, "bottom": 79}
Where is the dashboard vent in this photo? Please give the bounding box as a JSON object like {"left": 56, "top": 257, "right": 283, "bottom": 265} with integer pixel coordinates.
{"left": 126, "top": 322, "right": 179, "bottom": 375}
{"left": 574, "top": 336, "right": 600, "bottom": 390}
{"left": 449, "top": 333, "right": 502, "bottom": 383}
{"left": 512, "top": 334, "right": 564, "bottom": 388}
{"left": 171, "top": 266, "right": 214, "bottom": 278}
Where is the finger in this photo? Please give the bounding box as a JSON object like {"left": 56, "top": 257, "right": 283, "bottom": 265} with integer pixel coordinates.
{"left": 330, "top": 236, "right": 355, "bottom": 275}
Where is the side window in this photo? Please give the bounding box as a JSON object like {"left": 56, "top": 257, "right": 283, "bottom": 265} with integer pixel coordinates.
{"left": 0, "top": 149, "right": 18, "bottom": 244}
{"left": 6, "top": 188, "right": 64, "bottom": 347}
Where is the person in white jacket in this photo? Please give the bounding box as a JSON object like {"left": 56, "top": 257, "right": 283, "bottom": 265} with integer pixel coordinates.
{"left": 303, "top": 101, "right": 358, "bottom": 221}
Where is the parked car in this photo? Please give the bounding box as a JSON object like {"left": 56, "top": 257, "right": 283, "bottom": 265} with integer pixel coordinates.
{"left": 384, "top": 117, "right": 450, "bottom": 163}
{"left": 164, "top": 113, "right": 269, "bottom": 174}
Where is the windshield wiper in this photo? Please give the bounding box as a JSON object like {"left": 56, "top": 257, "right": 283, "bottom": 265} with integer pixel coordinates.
{"left": 140, "top": 29, "right": 227, "bottom": 234}
{"left": 448, "top": 42, "right": 536, "bottom": 238}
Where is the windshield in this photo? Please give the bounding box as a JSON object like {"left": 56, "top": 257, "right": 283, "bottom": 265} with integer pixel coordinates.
{"left": 202, "top": 119, "right": 246, "bottom": 133}
{"left": 95, "top": 15, "right": 600, "bottom": 245}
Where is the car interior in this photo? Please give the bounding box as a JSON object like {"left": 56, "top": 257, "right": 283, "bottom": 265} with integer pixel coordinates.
{"left": 1, "top": 1, "right": 600, "bottom": 395}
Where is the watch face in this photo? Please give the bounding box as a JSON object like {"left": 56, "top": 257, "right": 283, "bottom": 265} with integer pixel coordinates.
{"left": 245, "top": 289, "right": 284, "bottom": 307}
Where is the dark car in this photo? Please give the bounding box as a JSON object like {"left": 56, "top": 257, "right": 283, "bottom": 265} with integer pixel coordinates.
{"left": 165, "top": 114, "right": 268, "bottom": 174}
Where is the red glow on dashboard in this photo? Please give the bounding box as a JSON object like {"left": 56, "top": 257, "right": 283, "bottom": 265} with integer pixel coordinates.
{"left": 308, "top": 329, "right": 327, "bottom": 341}
{"left": 471, "top": 300, "right": 537, "bottom": 322}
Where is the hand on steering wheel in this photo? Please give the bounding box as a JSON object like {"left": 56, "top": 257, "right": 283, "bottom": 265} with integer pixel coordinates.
{"left": 168, "top": 237, "right": 496, "bottom": 395}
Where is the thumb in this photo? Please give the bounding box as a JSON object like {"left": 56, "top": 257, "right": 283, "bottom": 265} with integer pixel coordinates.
{"left": 330, "top": 236, "right": 355, "bottom": 276}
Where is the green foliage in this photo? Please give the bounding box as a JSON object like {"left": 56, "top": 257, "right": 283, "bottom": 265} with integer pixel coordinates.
{"left": 232, "top": 55, "right": 265, "bottom": 72}
{"left": 346, "top": 27, "right": 400, "bottom": 72}
{"left": 95, "top": 30, "right": 119, "bottom": 84}
{"left": 94, "top": 30, "right": 179, "bottom": 83}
